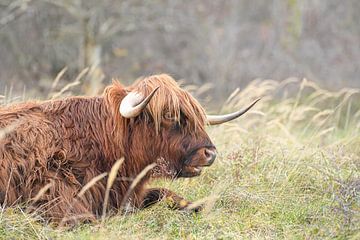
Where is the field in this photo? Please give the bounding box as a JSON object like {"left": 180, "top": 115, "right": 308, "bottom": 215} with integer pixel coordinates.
{"left": 0, "top": 78, "right": 359, "bottom": 239}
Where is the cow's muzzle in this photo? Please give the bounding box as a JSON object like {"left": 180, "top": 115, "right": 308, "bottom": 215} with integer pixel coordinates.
{"left": 179, "top": 147, "right": 217, "bottom": 178}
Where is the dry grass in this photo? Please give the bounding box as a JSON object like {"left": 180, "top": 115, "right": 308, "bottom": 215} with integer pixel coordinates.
{"left": 0, "top": 78, "right": 359, "bottom": 239}
{"left": 102, "top": 158, "right": 124, "bottom": 223}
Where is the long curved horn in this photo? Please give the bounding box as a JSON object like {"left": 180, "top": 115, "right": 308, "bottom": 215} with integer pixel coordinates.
{"left": 207, "top": 98, "right": 261, "bottom": 125}
{"left": 119, "top": 86, "right": 160, "bottom": 118}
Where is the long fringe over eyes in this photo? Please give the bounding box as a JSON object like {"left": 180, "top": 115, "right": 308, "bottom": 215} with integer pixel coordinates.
{"left": 131, "top": 74, "right": 207, "bottom": 133}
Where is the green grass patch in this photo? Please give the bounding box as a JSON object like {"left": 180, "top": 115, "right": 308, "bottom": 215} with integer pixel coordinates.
{"left": 0, "top": 79, "right": 359, "bottom": 239}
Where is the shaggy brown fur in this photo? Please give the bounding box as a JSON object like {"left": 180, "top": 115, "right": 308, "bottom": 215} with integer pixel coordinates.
{"left": 0, "top": 74, "right": 215, "bottom": 224}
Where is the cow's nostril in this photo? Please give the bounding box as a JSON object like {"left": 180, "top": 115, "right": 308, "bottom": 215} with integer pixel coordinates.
{"left": 204, "top": 149, "right": 211, "bottom": 158}
{"left": 204, "top": 149, "right": 216, "bottom": 164}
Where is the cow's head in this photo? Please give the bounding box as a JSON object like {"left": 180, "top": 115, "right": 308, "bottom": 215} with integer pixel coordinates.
{"left": 118, "top": 74, "right": 259, "bottom": 178}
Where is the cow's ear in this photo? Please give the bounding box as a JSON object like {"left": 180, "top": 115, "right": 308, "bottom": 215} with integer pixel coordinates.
{"left": 119, "top": 87, "right": 160, "bottom": 118}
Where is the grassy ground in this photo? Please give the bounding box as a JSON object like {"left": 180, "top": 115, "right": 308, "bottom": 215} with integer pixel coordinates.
{"left": 0, "top": 79, "right": 359, "bottom": 239}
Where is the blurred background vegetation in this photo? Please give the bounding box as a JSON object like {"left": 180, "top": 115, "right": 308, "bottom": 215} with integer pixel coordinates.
{"left": 0, "top": 0, "right": 359, "bottom": 100}
{"left": 0, "top": 2, "right": 359, "bottom": 238}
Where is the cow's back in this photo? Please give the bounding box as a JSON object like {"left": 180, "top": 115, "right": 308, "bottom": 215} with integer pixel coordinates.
{"left": 0, "top": 101, "right": 60, "bottom": 203}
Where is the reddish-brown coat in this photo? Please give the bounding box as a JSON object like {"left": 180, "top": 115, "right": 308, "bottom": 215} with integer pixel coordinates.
{"left": 0, "top": 74, "right": 214, "bottom": 223}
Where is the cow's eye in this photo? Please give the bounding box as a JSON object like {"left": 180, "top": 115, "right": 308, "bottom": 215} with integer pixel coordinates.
{"left": 172, "top": 122, "right": 181, "bottom": 131}
{"left": 164, "top": 112, "right": 173, "bottom": 120}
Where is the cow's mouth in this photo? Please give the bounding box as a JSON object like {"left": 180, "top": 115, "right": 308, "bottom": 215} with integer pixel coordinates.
{"left": 178, "top": 146, "right": 217, "bottom": 178}
{"left": 179, "top": 165, "right": 204, "bottom": 178}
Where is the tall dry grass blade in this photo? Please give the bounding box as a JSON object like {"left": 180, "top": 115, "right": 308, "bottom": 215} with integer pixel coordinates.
{"left": 21, "top": 85, "right": 26, "bottom": 101}
{"left": 195, "top": 82, "right": 213, "bottom": 96}
{"left": 274, "top": 121, "right": 298, "bottom": 144}
{"left": 336, "top": 88, "right": 360, "bottom": 99}
{"left": 8, "top": 83, "right": 13, "bottom": 104}
{"left": 183, "top": 84, "right": 198, "bottom": 93}
{"left": 225, "top": 88, "right": 240, "bottom": 105}
{"left": 51, "top": 66, "right": 68, "bottom": 90}
{"left": 30, "top": 181, "right": 54, "bottom": 204}
{"left": 334, "top": 90, "right": 359, "bottom": 127}
{"left": 308, "top": 88, "right": 331, "bottom": 99}
{"left": 289, "top": 106, "right": 320, "bottom": 123}
{"left": 311, "top": 109, "right": 334, "bottom": 123}
{"left": 315, "top": 127, "right": 335, "bottom": 138}
{"left": 17, "top": 207, "right": 42, "bottom": 239}
{"left": 101, "top": 158, "right": 124, "bottom": 222}
{"left": 355, "top": 109, "right": 360, "bottom": 119}
{"left": 288, "top": 78, "right": 307, "bottom": 124}
{"left": 344, "top": 98, "right": 352, "bottom": 131}
{"left": 277, "top": 77, "right": 300, "bottom": 89}
{"left": 78, "top": 172, "right": 108, "bottom": 198}
{"left": 51, "top": 67, "right": 89, "bottom": 99}
{"left": 30, "top": 196, "right": 61, "bottom": 219}
{"left": 302, "top": 79, "right": 321, "bottom": 91}
{"left": 119, "top": 163, "right": 157, "bottom": 213}
{"left": 223, "top": 88, "right": 242, "bottom": 111}
{"left": 73, "top": 67, "right": 90, "bottom": 84}
{"left": 51, "top": 82, "right": 80, "bottom": 100}
{"left": 234, "top": 80, "right": 276, "bottom": 103}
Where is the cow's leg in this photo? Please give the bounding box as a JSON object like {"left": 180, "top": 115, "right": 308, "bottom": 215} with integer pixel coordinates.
{"left": 141, "top": 188, "right": 202, "bottom": 212}
{"left": 52, "top": 197, "right": 96, "bottom": 226}
{"left": 29, "top": 177, "right": 96, "bottom": 226}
